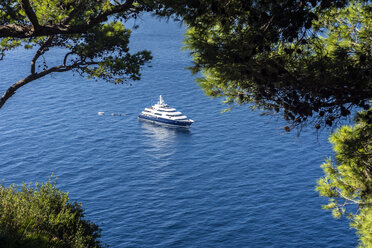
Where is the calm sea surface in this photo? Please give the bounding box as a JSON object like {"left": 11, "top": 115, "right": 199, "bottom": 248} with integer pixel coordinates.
{"left": 0, "top": 16, "right": 356, "bottom": 247}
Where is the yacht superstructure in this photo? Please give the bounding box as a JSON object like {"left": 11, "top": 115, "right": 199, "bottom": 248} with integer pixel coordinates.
{"left": 138, "top": 95, "right": 194, "bottom": 127}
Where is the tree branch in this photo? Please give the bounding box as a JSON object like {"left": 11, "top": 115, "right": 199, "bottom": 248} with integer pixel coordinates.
{"left": 88, "top": 0, "right": 135, "bottom": 24}
{"left": 63, "top": 52, "right": 74, "bottom": 66}
{"left": 0, "top": 0, "right": 135, "bottom": 38}
{"left": 30, "top": 36, "right": 54, "bottom": 74}
{"left": 19, "top": 0, "right": 40, "bottom": 31}
{"left": 0, "top": 61, "right": 97, "bottom": 109}
{"left": 336, "top": 190, "right": 362, "bottom": 205}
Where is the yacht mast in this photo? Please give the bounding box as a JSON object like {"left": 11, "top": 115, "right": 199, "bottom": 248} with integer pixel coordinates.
{"left": 159, "top": 95, "right": 165, "bottom": 105}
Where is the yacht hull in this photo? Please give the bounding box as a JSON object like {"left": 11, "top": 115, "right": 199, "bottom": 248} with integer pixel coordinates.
{"left": 138, "top": 114, "right": 193, "bottom": 128}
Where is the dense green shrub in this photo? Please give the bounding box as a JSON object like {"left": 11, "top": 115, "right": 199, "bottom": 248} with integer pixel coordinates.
{"left": 0, "top": 178, "right": 104, "bottom": 248}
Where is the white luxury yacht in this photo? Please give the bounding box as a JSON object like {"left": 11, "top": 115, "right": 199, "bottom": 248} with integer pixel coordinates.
{"left": 138, "top": 95, "right": 194, "bottom": 127}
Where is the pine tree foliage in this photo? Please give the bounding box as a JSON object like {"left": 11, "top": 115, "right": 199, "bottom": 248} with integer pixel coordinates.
{"left": 181, "top": 0, "right": 371, "bottom": 131}
{"left": 317, "top": 108, "right": 372, "bottom": 247}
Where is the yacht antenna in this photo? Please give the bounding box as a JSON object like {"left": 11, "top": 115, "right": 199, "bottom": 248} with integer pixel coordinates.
{"left": 159, "top": 95, "right": 165, "bottom": 105}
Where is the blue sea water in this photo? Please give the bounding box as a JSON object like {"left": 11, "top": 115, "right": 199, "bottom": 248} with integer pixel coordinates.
{"left": 0, "top": 16, "right": 357, "bottom": 247}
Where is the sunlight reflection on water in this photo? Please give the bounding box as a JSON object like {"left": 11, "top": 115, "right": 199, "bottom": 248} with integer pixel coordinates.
{"left": 140, "top": 120, "right": 191, "bottom": 165}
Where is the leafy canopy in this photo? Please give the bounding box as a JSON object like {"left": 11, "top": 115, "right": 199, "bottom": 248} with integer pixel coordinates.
{"left": 0, "top": 178, "right": 104, "bottom": 248}
{"left": 317, "top": 108, "right": 372, "bottom": 247}
{"left": 0, "top": 0, "right": 370, "bottom": 124}
{"left": 0, "top": 0, "right": 153, "bottom": 108}
{"left": 180, "top": 0, "right": 371, "bottom": 130}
